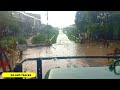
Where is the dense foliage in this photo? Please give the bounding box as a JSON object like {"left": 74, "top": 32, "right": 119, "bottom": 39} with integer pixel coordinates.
{"left": 75, "top": 11, "right": 120, "bottom": 40}
{"left": 32, "top": 25, "right": 59, "bottom": 45}
{"left": 63, "top": 25, "right": 78, "bottom": 42}
{"left": 0, "top": 11, "right": 41, "bottom": 37}
{"left": 0, "top": 11, "right": 41, "bottom": 49}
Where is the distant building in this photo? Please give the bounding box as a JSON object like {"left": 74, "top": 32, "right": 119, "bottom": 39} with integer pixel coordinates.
{"left": 12, "top": 11, "right": 41, "bottom": 27}
{"left": 25, "top": 12, "right": 41, "bottom": 20}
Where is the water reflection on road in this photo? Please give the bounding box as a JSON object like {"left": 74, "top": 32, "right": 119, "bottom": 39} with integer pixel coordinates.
{"left": 23, "top": 30, "right": 88, "bottom": 78}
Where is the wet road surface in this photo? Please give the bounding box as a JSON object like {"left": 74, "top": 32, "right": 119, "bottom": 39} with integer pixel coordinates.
{"left": 22, "top": 30, "right": 120, "bottom": 79}
{"left": 1, "top": 30, "right": 120, "bottom": 79}
{"left": 23, "top": 30, "right": 88, "bottom": 78}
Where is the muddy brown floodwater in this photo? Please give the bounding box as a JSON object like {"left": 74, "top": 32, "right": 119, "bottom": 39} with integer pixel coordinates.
{"left": 22, "top": 30, "right": 120, "bottom": 79}
{"left": 22, "top": 30, "right": 89, "bottom": 79}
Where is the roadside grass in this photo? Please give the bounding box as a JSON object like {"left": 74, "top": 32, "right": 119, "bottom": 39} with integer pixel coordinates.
{"left": 32, "top": 27, "right": 59, "bottom": 45}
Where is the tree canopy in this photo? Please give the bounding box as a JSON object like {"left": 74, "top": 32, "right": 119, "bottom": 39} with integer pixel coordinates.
{"left": 0, "top": 11, "right": 41, "bottom": 37}
{"left": 75, "top": 11, "right": 120, "bottom": 40}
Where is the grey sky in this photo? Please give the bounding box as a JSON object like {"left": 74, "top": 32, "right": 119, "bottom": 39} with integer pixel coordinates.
{"left": 25, "top": 11, "right": 76, "bottom": 28}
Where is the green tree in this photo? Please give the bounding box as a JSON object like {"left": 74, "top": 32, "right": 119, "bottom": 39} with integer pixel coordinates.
{"left": 75, "top": 11, "right": 120, "bottom": 40}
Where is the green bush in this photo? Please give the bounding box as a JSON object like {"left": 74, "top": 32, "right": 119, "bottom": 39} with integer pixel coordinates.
{"left": 0, "top": 36, "right": 27, "bottom": 48}
{"left": 63, "top": 26, "right": 78, "bottom": 42}
{"left": 15, "top": 36, "right": 27, "bottom": 44}
{"left": 32, "top": 25, "right": 59, "bottom": 45}
{"left": 49, "top": 28, "right": 59, "bottom": 44}
{"left": 0, "top": 39, "right": 9, "bottom": 48}
{"left": 31, "top": 34, "right": 48, "bottom": 44}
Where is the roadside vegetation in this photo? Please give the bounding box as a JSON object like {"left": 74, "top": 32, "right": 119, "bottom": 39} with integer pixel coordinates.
{"left": 0, "top": 36, "right": 27, "bottom": 49}
{"left": 75, "top": 11, "right": 120, "bottom": 41}
{"left": 63, "top": 25, "right": 78, "bottom": 42}
{"left": 32, "top": 25, "right": 59, "bottom": 45}
{"left": 64, "top": 11, "right": 120, "bottom": 44}
{"left": 0, "top": 11, "right": 41, "bottom": 48}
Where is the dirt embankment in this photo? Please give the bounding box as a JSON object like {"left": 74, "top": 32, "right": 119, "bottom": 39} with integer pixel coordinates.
{"left": 79, "top": 41, "right": 120, "bottom": 66}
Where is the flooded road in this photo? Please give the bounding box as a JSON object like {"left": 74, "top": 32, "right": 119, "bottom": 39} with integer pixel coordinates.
{"left": 23, "top": 30, "right": 88, "bottom": 78}
{"left": 21, "top": 30, "right": 120, "bottom": 79}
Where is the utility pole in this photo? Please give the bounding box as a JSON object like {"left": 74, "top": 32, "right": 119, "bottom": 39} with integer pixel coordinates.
{"left": 47, "top": 11, "right": 48, "bottom": 25}
{"left": 46, "top": 11, "right": 51, "bottom": 54}
{"left": 47, "top": 11, "right": 50, "bottom": 45}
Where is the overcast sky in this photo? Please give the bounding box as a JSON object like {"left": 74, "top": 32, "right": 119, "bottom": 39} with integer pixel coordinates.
{"left": 25, "top": 11, "right": 76, "bottom": 28}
